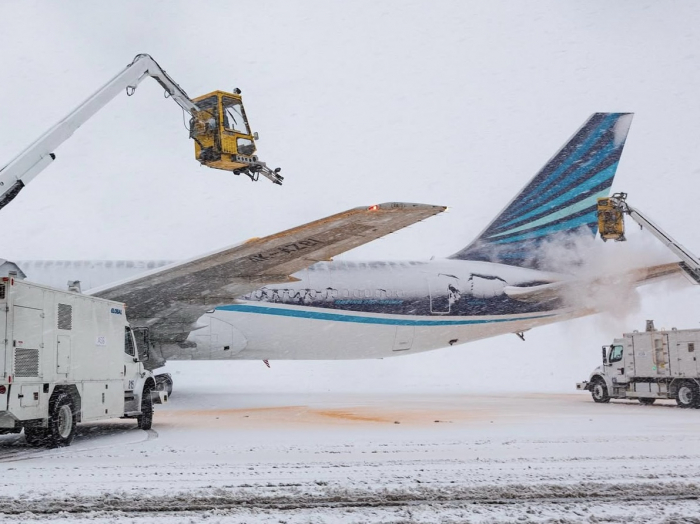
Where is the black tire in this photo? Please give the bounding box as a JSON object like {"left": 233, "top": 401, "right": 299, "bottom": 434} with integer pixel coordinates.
{"left": 591, "top": 378, "right": 610, "bottom": 403}
{"left": 639, "top": 398, "right": 656, "bottom": 405}
{"left": 137, "top": 386, "right": 153, "bottom": 430}
{"left": 46, "top": 393, "right": 77, "bottom": 447}
{"left": 675, "top": 381, "right": 699, "bottom": 409}
{"left": 24, "top": 427, "right": 48, "bottom": 447}
{"left": 156, "top": 374, "right": 173, "bottom": 398}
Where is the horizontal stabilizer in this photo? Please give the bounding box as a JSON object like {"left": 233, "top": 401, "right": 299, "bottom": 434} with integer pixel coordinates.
{"left": 504, "top": 262, "right": 683, "bottom": 305}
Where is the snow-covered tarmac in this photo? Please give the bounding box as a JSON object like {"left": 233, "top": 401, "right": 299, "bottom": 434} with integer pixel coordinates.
{"left": 1, "top": 364, "right": 699, "bottom": 523}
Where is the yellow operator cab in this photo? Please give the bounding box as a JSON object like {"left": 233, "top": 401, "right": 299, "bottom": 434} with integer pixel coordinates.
{"left": 597, "top": 196, "right": 626, "bottom": 242}
{"left": 189, "top": 90, "right": 281, "bottom": 183}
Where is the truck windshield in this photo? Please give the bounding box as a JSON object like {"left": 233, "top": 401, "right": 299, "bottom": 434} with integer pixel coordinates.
{"left": 609, "top": 344, "right": 623, "bottom": 363}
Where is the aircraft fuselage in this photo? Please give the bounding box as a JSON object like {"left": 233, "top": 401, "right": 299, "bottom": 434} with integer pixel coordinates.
{"left": 169, "top": 259, "right": 579, "bottom": 361}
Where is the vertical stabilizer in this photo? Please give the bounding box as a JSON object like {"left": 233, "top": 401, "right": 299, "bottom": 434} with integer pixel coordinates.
{"left": 450, "top": 113, "right": 633, "bottom": 269}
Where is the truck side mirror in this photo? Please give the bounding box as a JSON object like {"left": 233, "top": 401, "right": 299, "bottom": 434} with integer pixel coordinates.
{"left": 132, "top": 327, "right": 150, "bottom": 362}
{"left": 601, "top": 346, "right": 608, "bottom": 365}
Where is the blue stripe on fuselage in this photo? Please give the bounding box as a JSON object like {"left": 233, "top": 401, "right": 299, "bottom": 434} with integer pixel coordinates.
{"left": 216, "top": 304, "right": 557, "bottom": 326}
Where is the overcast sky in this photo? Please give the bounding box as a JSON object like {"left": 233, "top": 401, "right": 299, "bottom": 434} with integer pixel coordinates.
{"left": 2, "top": 1, "right": 700, "bottom": 391}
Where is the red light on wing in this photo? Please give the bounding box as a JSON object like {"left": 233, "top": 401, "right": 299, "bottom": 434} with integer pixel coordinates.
{"left": 368, "top": 205, "right": 379, "bottom": 211}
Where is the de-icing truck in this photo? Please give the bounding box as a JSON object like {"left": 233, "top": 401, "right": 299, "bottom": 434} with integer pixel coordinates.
{"left": 577, "top": 321, "right": 700, "bottom": 408}
{"left": 0, "top": 275, "right": 167, "bottom": 447}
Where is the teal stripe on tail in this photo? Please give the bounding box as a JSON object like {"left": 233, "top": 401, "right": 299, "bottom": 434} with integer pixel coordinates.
{"left": 451, "top": 113, "right": 633, "bottom": 270}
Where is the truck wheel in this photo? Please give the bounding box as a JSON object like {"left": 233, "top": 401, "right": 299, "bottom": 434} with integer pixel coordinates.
{"left": 137, "top": 386, "right": 153, "bottom": 430}
{"left": 156, "top": 374, "right": 173, "bottom": 398}
{"left": 638, "top": 398, "right": 656, "bottom": 405}
{"left": 676, "top": 382, "right": 699, "bottom": 408}
{"left": 24, "top": 427, "right": 48, "bottom": 447}
{"left": 46, "top": 393, "right": 77, "bottom": 447}
{"left": 591, "top": 378, "right": 610, "bottom": 403}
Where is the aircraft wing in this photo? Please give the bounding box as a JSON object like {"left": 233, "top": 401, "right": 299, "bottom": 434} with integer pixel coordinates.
{"left": 504, "top": 262, "right": 683, "bottom": 304}
{"left": 88, "top": 202, "right": 445, "bottom": 342}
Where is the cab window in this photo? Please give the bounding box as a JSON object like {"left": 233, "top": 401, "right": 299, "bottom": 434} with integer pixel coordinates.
{"left": 192, "top": 96, "right": 219, "bottom": 135}
{"left": 609, "top": 345, "right": 623, "bottom": 363}
{"left": 124, "top": 327, "right": 135, "bottom": 357}
{"left": 222, "top": 97, "right": 249, "bottom": 134}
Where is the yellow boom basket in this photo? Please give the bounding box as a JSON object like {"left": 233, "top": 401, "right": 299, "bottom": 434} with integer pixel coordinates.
{"left": 597, "top": 197, "right": 626, "bottom": 242}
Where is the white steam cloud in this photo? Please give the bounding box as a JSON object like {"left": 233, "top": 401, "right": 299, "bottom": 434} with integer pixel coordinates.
{"left": 535, "top": 226, "right": 684, "bottom": 322}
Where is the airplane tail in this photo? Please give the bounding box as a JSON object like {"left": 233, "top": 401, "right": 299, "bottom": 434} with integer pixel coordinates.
{"left": 450, "top": 113, "right": 634, "bottom": 270}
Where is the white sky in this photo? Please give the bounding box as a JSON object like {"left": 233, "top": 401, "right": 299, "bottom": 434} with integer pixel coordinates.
{"left": 2, "top": 1, "right": 700, "bottom": 390}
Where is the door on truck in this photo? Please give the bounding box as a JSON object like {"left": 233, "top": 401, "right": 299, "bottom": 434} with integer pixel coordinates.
{"left": 652, "top": 333, "right": 671, "bottom": 377}
{"left": 123, "top": 327, "right": 140, "bottom": 393}
{"left": 672, "top": 332, "right": 699, "bottom": 377}
{"left": 13, "top": 306, "right": 43, "bottom": 380}
{"left": 633, "top": 333, "right": 671, "bottom": 377}
{"left": 56, "top": 335, "right": 71, "bottom": 375}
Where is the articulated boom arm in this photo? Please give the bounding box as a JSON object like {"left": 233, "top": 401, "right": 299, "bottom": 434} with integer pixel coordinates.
{"left": 0, "top": 54, "right": 199, "bottom": 211}
{"left": 0, "top": 53, "right": 281, "bottom": 213}
{"left": 599, "top": 193, "right": 700, "bottom": 284}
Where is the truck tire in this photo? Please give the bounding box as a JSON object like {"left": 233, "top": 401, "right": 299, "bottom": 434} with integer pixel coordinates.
{"left": 24, "top": 427, "right": 48, "bottom": 447}
{"left": 638, "top": 398, "right": 656, "bottom": 405}
{"left": 590, "top": 378, "right": 610, "bottom": 403}
{"left": 156, "top": 374, "right": 173, "bottom": 398}
{"left": 46, "top": 392, "right": 77, "bottom": 447}
{"left": 675, "top": 381, "right": 699, "bottom": 409}
{"left": 137, "top": 386, "right": 153, "bottom": 430}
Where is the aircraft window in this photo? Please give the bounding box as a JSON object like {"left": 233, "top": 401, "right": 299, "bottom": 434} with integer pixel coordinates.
{"left": 342, "top": 289, "right": 349, "bottom": 298}
{"left": 353, "top": 289, "right": 360, "bottom": 298}
{"left": 124, "top": 327, "right": 135, "bottom": 357}
{"left": 365, "top": 290, "right": 371, "bottom": 298}
{"left": 222, "top": 97, "right": 250, "bottom": 134}
{"left": 608, "top": 345, "right": 623, "bottom": 363}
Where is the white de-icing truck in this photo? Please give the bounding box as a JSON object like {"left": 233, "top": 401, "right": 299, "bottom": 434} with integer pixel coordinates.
{"left": 577, "top": 321, "right": 700, "bottom": 408}
{"left": 0, "top": 274, "right": 167, "bottom": 447}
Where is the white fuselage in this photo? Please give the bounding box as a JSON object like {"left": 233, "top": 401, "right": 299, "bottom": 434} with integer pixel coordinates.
{"left": 165, "top": 259, "right": 580, "bottom": 361}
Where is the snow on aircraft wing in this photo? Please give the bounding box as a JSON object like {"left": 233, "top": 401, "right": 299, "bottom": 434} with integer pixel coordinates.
{"left": 88, "top": 202, "right": 446, "bottom": 337}
{"left": 504, "top": 262, "right": 683, "bottom": 304}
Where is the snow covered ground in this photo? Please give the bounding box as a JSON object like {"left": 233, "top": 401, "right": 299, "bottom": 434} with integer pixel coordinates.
{"left": 1, "top": 362, "right": 699, "bottom": 523}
